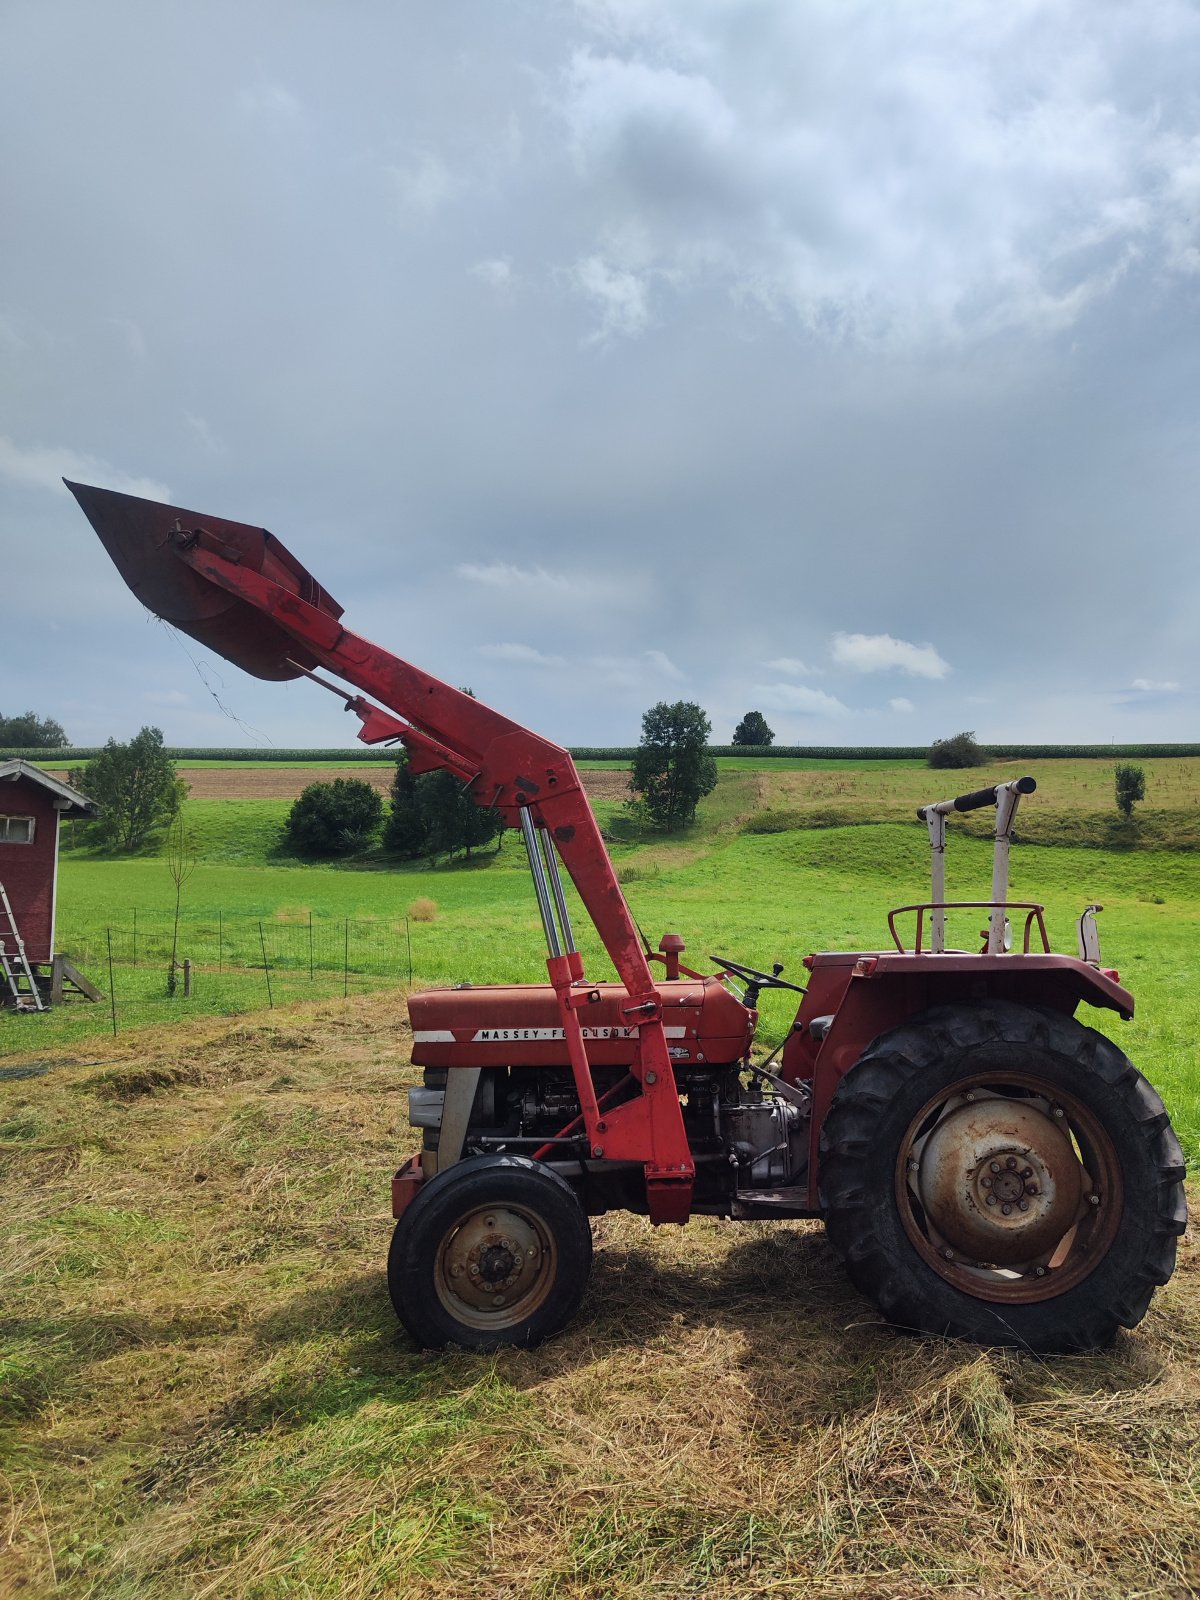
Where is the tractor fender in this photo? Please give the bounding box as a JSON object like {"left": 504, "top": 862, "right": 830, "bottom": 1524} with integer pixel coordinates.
{"left": 793, "top": 951, "right": 1134, "bottom": 1208}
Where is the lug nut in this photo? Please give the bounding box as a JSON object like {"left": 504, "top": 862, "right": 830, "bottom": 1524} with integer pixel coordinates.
{"left": 1089, "top": 1193, "right": 1101, "bottom": 1207}
{"left": 964, "top": 1091, "right": 976, "bottom": 1102}
{"left": 1022, "top": 1167, "right": 1033, "bottom": 1179}
{"left": 1018, "top": 1200, "right": 1029, "bottom": 1211}
{"left": 1052, "top": 1106, "right": 1065, "bottom": 1119}
{"left": 986, "top": 1195, "right": 997, "bottom": 1206}
{"left": 1026, "top": 1184, "right": 1038, "bottom": 1196}
{"left": 990, "top": 1162, "right": 1001, "bottom": 1174}
{"left": 942, "top": 1248, "right": 954, "bottom": 1260}
{"left": 1006, "top": 1157, "right": 1018, "bottom": 1170}
{"left": 981, "top": 1176, "right": 992, "bottom": 1189}
{"left": 1002, "top": 1203, "right": 1013, "bottom": 1215}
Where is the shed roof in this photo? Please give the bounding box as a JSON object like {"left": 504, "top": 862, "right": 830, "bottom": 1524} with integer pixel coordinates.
{"left": 0, "top": 760, "right": 100, "bottom": 819}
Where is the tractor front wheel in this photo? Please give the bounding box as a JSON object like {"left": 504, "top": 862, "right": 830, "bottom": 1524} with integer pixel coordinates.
{"left": 388, "top": 1154, "right": 593, "bottom": 1350}
{"left": 819, "top": 1002, "right": 1186, "bottom": 1351}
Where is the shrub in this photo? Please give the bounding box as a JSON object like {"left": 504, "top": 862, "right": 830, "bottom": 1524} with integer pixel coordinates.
{"left": 408, "top": 898, "right": 438, "bottom": 922}
{"left": 928, "top": 731, "right": 988, "bottom": 769}
{"left": 285, "top": 778, "right": 383, "bottom": 856}
{"left": 1115, "top": 762, "right": 1146, "bottom": 820}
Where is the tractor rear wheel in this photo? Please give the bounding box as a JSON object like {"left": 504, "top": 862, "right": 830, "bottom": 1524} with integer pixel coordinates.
{"left": 819, "top": 1002, "right": 1186, "bottom": 1351}
{"left": 388, "top": 1153, "right": 592, "bottom": 1350}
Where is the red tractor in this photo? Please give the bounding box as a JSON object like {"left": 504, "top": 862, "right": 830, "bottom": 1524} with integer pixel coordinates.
{"left": 70, "top": 481, "right": 1187, "bottom": 1354}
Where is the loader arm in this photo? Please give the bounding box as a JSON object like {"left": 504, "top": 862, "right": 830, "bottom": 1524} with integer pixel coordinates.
{"left": 66, "top": 481, "right": 695, "bottom": 1219}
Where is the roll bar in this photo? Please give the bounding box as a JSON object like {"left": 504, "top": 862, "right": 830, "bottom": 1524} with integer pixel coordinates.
{"left": 916, "top": 776, "right": 1037, "bottom": 954}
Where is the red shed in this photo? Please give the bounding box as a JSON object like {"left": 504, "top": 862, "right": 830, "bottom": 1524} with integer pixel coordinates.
{"left": 0, "top": 760, "right": 98, "bottom": 975}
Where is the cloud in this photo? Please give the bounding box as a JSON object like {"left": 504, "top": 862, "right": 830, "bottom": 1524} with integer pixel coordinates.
{"left": 1131, "top": 677, "right": 1180, "bottom": 692}
{"left": 645, "top": 648, "right": 683, "bottom": 681}
{"left": 238, "top": 83, "right": 302, "bottom": 120}
{"left": 560, "top": 5, "right": 1200, "bottom": 345}
{"left": 476, "top": 642, "right": 564, "bottom": 666}
{"left": 763, "top": 657, "right": 816, "bottom": 677}
{"left": 0, "top": 436, "right": 170, "bottom": 502}
{"left": 389, "top": 149, "right": 455, "bottom": 213}
{"left": 832, "top": 632, "right": 949, "bottom": 680}
{"left": 752, "top": 683, "right": 848, "bottom": 717}
{"left": 570, "top": 255, "right": 652, "bottom": 339}
{"left": 471, "top": 257, "right": 515, "bottom": 291}
{"left": 457, "top": 560, "right": 572, "bottom": 592}
{"left": 890, "top": 697, "right": 915, "bottom": 714}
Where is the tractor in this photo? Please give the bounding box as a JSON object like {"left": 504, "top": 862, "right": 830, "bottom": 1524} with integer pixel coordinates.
{"left": 69, "top": 481, "right": 1187, "bottom": 1354}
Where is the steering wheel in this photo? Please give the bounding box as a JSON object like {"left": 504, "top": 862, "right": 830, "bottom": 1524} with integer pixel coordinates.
{"left": 708, "top": 955, "right": 806, "bottom": 1004}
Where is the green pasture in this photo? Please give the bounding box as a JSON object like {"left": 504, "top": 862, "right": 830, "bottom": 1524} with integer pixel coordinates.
{"left": 7, "top": 763, "right": 1199, "bottom": 1165}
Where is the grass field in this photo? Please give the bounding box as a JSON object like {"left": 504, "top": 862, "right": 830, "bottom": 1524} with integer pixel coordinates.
{"left": 2, "top": 757, "right": 1198, "bottom": 1596}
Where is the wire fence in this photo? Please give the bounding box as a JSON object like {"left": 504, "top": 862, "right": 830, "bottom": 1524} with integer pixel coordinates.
{"left": 0, "top": 910, "right": 434, "bottom": 1053}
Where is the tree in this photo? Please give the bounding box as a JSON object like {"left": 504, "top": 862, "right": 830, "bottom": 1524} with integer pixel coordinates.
{"left": 1115, "top": 762, "right": 1146, "bottom": 820}
{"left": 928, "top": 731, "right": 988, "bottom": 770}
{"left": 286, "top": 777, "right": 383, "bottom": 856}
{"left": 70, "top": 726, "right": 185, "bottom": 850}
{"left": 629, "top": 701, "right": 718, "bottom": 830}
{"left": 383, "top": 755, "right": 503, "bottom": 862}
{"left": 0, "top": 710, "right": 68, "bottom": 748}
{"left": 164, "top": 810, "right": 197, "bottom": 996}
{"left": 384, "top": 757, "right": 428, "bottom": 858}
{"left": 732, "top": 711, "right": 774, "bottom": 747}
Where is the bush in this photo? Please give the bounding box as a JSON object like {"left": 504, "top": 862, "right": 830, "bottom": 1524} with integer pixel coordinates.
{"left": 408, "top": 898, "right": 438, "bottom": 922}
{"left": 285, "top": 778, "right": 383, "bottom": 856}
{"left": 1115, "top": 762, "right": 1146, "bottom": 820}
{"left": 928, "top": 731, "right": 988, "bottom": 769}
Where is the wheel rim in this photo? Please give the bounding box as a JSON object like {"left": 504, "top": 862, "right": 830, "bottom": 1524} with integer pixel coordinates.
{"left": 895, "top": 1070, "right": 1123, "bottom": 1303}
{"left": 433, "top": 1202, "right": 558, "bottom": 1331}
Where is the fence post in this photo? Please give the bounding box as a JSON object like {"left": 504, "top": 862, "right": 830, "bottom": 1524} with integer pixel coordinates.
{"left": 406, "top": 916, "right": 413, "bottom": 985}
{"left": 105, "top": 928, "right": 118, "bottom": 1037}
{"left": 343, "top": 919, "right": 349, "bottom": 998}
{"left": 258, "top": 920, "right": 274, "bottom": 1008}
{"left": 183, "top": 958, "right": 192, "bottom": 998}
{"left": 218, "top": 909, "right": 224, "bottom": 973}
{"left": 308, "top": 910, "right": 314, "bottom": 981}
{"left": 132, "top": 906, "right": 138, "bottom": 968}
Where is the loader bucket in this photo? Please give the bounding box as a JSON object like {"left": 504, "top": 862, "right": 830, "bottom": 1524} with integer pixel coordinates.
{"left": 65, "top": 480, "right": 344, "bottom": 680}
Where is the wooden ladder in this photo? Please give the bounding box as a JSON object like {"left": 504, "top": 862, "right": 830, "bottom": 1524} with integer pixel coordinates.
{"left": 0, "top": 880, "right": 45, "bottom": 1011}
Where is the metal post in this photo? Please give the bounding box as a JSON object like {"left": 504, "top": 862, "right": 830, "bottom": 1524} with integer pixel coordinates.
{"left": 406, "top": 916, "right": 413, "bottom": 985}
{"left": 925, "top": 810, "right": 947, "bottom": 953}
{"left": 520, "top": 807, "right": 563, "bottom": 957}
{"left": 989, "top": 781, "right": 1026, "bottom": 954}
{"left": 539, "top": 827, "right": 577, "bottom": 954}
{"left": 343, "top": 919, "right": 349, "bottom": 997}
{"left": 132, "top": 906, "right": 138, "bottom": 968}
{"left": 218, "top": 909, "right": 223, "bottom": 973}
{"left": 105, "top": 928, "right": 118, "bottom": 1037}
{"left": 308, "top": 910, "right": 314, "bottom": 981}
{"left": 183, "top": 958, "right": 192, "bottom": 998}
{"left": 258, "top": 920, "right": 273, "bottom": 1008}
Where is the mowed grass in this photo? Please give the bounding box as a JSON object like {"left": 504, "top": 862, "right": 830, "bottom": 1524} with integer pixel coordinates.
{"left": 3, "top": 759, "right": 1200, "bottom": 1595}
{"left": 0, "top": 996, "right": 1197, "bottom": 1598}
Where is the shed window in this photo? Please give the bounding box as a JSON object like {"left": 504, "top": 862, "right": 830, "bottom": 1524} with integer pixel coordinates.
{"left": 0, "top": 816, "right": 35, "bottom": 844}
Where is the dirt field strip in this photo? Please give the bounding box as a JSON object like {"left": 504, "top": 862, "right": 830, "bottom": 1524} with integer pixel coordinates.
{"left": 46, "top": 765, "right": 635, "bottom": 803}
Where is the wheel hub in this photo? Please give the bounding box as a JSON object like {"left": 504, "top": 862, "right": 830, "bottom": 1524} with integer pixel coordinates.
{"left": 435, "top": 1203, "right": 551, "bottom": 1324}
{"left": 915, "top": 1097, "right": 1084, "bottom": 1266}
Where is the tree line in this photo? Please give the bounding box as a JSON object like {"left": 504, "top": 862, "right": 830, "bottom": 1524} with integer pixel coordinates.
{"left": 18, "top": 708, "right": 1157, "bottom": 857}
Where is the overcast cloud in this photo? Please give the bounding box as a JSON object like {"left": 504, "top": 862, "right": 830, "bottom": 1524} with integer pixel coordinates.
{"left": 2, "top": 0, "right": 1199, "bottom": 748}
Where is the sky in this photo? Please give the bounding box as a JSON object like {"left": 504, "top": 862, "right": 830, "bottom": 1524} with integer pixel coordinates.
{"left": 2, "top": 0, "right": 1199, "bottom": 751}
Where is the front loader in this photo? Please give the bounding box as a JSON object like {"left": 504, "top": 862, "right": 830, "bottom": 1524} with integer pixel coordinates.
{"left": 69, "top": 481, "right": 1187, "bottom": 1354}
